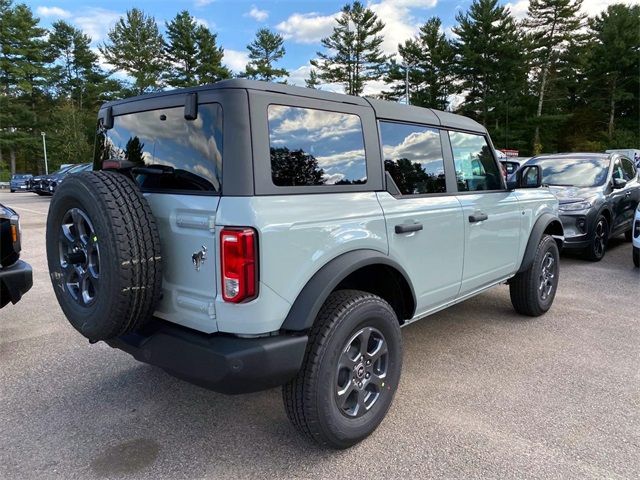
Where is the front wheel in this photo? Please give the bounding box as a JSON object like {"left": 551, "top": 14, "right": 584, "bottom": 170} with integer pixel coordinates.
{"left": 509, "top": 234, "right": 560, "bottom": 317}
{"left": 283, "top": 290, "right": 403, "bottom": 449}
{"left": 585, "top": 215, "right": 609, "bottom": 261}
{"left": 634, "top": 246, "right": 639, "bottom": 268}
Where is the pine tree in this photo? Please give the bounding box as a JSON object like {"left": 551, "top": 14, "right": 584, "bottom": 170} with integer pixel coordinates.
{"left": 586, "top": 4, "right": 640, "bottom": 142}
{"left": 244, "top": 28, "right": 288, "bottom": 82}
{"left": 383, "top": 17, "right": 454, "bottom": 109}
{"left": 305, "top": 68, "right": 321, "bottom": 89}
{"left": 48, "top": 21, "right": 100, "bottom": 107}
{"left": 99, "top": 8, "right": 166, "bottom": 94}
{"left": 194, "top": 25, "right": 231, "bottom": 85}
{"left": 524, "top": 0, "right": 585, "bottom": 152}
{"left": 312, "top": 1, "right": 390, "bottom": 96}
{"left": 0, "top": 2, "right": 50, "bottom": 174}
{"left": 453, "top": 0, "right": 526, "bottom": 127}
{"left": 164, "top": 11, "right": 231, "bottom": 88}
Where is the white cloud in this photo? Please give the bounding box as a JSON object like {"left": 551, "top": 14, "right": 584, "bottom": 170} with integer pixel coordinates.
{"left": 246, "top": 6, "right": 269, "bottom": 22}
{"left": 277, "top": 1, "right": 438, "bottom": 57}
{"left": 193, "top": 17, "right": 211, "bottom": 28}
{"left": 74, "top": 8, "right": 122, "bottom": 44}
{"left": 507, "top": 0, "right": 639, "bottom": 20}
{"left": 36, "top": 6, "right": 72, "bottom": 18}
{"left": 195, "top": 0, "right": 215, "bottom": 6}
{"left": 276, "top": 12, "right": 339, "bottom": 43}
{"left": 223, "top": 49, "right": 250, "bottom": 73}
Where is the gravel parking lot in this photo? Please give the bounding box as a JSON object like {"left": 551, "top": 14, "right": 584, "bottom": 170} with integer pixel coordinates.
{"left": 1, "top": 190, "right": 638, "bottom": 479}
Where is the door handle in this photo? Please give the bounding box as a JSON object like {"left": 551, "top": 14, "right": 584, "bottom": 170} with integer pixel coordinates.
{"left": 395, "top": 223, "right": 423, "bottom": 234}
{"left": 469, "top": 212, "right": 488, "bottom": 223}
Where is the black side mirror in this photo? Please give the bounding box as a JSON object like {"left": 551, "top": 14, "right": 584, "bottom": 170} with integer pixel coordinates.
{"left": 612, "top": 177, "right": 627, "bottom": 189}
{"left": 507, "top": 165, "right": 542, "bottom": 190}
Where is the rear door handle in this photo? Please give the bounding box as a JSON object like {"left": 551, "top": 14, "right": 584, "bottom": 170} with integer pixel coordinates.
{"left": 395, "top": 223, "right": 423, "bottom": 234}
{"left": 469, "top": 212, "right": 488, "bottom": 223}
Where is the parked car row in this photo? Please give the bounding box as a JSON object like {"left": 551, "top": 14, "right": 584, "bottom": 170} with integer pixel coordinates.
{"left": 0, "top": 203, "right": 32, "bottom": 309}
{"left": 11, "top": 163, "right": 92, "bottom": 196}
{"left": 511, "top": 152, "right": 640, "bottom": 262}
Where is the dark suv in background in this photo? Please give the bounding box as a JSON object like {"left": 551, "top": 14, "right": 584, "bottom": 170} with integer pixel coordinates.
{"left": 0, "top": 204, "right": 32, "bottom": 308}
{"left": 522, "top": 153, "right": 639, "bottom": 260}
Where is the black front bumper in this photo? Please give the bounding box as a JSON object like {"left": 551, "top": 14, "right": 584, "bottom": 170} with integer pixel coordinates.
{"left": 0, "top": 260, "right": 33, "bottom": 308}
{"left": 106, "top": 321, "right": 308, "bottom": 394}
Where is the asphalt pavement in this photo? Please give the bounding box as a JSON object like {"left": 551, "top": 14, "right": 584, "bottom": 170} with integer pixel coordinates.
{"left": 1, "top": 190, "right": 638, "bottom": 479}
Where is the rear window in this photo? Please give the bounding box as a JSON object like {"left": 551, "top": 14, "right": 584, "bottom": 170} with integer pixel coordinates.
{"left": 267, "top": 105, "right": 367, "bottom": 187}
{"left": 95, "top": 103, "right": 223, "bottom": 193}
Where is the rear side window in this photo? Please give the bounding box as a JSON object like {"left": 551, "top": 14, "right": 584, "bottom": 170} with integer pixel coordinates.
{"left": 95, "top": 103, "right": 223, "bottom": 193}
{"left": 267, "top": 105, "right": 367, "bottom": 186}
{"left": 380, "top": 121, "right": 446, "bottom": 195}
{"left": 449, "top": 131, "right": 502, "bottom": 192}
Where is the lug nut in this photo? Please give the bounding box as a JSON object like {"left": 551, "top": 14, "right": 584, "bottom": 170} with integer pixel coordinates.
{"left": 365, "top": 373, "right": 370, "bottom": 379}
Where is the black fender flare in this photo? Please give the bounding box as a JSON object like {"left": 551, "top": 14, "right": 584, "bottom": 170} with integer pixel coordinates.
{"left": 518, "top": 213, "right": 564, "bottom": 273}
{"left": 281, "top": 249, "right": 416, "bottom": 332}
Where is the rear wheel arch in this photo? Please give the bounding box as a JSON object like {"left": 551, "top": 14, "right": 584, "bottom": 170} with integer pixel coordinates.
{"left": 280, "top": 250, "right": 416, "bottom": 332}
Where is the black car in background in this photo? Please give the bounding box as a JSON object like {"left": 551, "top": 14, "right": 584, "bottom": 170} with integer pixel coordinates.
{"left": 0, "top": 203, "right": 32, "bottom": 308}
{"left": 47, "top": 163, "right": 92, "bottom": 195}
{"left": 524, "top": 153, "right": 640, "bottom": 260}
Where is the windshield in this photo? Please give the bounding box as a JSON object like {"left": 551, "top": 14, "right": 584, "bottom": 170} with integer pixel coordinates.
{"left": 67, "top": 164, "right": 89, "bottom": 174}
{"left": 532, "top": 156, "right": 610, "bottom": 188}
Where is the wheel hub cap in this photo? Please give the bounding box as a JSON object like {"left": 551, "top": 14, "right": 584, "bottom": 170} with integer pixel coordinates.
{"left": 58, "top": 208, "right": 101, "bottom": 306}
{"left": 538, "top": 252, "right": 556, "bottom": 301}
{"left": 335, "top": 326, "right": 389, "bottom": 418}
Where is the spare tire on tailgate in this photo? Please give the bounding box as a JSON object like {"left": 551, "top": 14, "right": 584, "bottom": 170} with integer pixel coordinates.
{"left": 46, "top": 171, "right": 162, "bottom": 342}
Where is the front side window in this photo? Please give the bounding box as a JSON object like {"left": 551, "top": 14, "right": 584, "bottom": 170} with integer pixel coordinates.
{"left": 449, "top": 131, "right": 502, "bottom": 192}
{"left": 380, "top": 121, "right": 446, "bottom": 195}
{"left": 621, "top": 157, "right": 637, "bottom": 180}
{"left": 268, "top": 105, "right": 367, "bottom": 186}
{"left": 95, "top": 103, "right": 223, "bottom": 193}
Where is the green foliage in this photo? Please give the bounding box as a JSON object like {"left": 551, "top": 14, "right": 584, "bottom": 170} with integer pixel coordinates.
{"left": 99, "top": 8, "right": 166, "bottom": 94}
{"left": 312, "top": 1, "right": 390, "bottom": 96}
{"left": 585, "top": 4, "right": 640, "bottom": 140}
{"left": 453, "top": 0, "right": 527, "bottom": 127}
{"left": 305, "top": 68, "right": 320, "bottom": 89}
{"left": 164, "top": 11, "right": 230, "bottom": 88}
{"left": 382, "top": 17, "right": 454, "bottom": 109}
{"left": 244, "top": 28, "right": 288, "bottom": 82}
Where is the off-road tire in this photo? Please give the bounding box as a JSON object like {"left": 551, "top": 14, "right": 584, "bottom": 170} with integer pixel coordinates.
{"left": 46, "top": 171, "right": 162, "bottom": 342}
{"left": 283, "top": 289, "right": 402, "bottom": 449}
{"left": 634, "top": 246, "right": 639, "bottom": 268}
{"left": 510, "top": 234, "right": 559, "bottom": 317}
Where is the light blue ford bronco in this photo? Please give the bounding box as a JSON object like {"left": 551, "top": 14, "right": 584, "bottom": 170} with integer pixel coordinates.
{"left": 46, "top": 80, "right": 563, "bottom": 448}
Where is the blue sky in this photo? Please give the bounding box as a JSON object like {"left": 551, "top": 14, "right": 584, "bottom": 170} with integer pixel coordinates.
{"left": 25, "top": 0, "right": 632, "bottom": 94}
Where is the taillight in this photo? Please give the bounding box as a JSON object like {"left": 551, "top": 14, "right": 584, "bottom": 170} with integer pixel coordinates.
{"left": 220, "top": 227, "right": 258, "bottom": 303}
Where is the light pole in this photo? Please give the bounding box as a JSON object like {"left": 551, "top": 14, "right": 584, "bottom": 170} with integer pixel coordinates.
{"left": 41, "top": 132, "right": 48, "bottom": 175}
{"left": 403, "top": 61, "right": 416, "bottom": 105}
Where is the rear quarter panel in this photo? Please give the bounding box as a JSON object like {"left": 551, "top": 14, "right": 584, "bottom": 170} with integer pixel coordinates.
{"left": 215, "top": 193, "right": 388, "bottom": 334}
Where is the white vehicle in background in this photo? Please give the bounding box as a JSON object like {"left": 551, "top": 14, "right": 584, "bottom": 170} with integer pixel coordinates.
{"left": 607, "top": 149, "right": 640, "bottom": 168}
{"left": 633, "top": 204, "right": 640, "bottom": 267}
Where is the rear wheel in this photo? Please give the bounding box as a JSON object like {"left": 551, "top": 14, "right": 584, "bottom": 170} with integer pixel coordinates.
{"left": 510, "top": 234, "right": 560, "bottom": 317}
{"left": 46, "top": 171, "right": 162, "bottom": 342}
{"left": 585, "top": 215, "right": 608, "bottom": 261}
{"left": 283, "top": 290, "right": 402, "bottom": 449}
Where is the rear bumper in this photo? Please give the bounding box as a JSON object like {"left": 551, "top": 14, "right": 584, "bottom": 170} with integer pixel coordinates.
{"left": 0, "top": 260, "right": 33, "bottom": 308}
{"left": 106, "top": 320, "right": 308, "bottom": 394}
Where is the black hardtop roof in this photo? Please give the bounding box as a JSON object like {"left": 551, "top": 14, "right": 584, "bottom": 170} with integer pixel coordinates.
{"left": 101, "top": 79, "right": 486, "bottom": 133}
